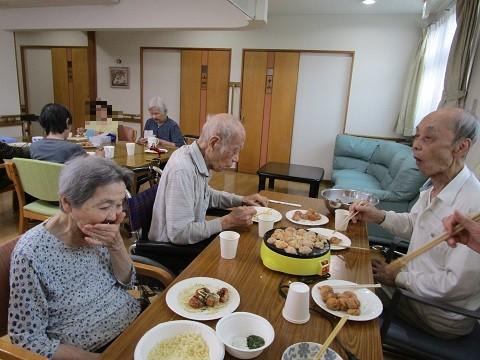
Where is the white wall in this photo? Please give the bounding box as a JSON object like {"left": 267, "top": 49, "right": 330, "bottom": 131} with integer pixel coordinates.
{"left": 0, "top": 31, "right": 20, "bottom": 115}
{"left": 465, "top": 45, "right": 480, "bottom": 173}
{"left": 15, "top": 31, "right": 88, "bottom": 106}
{"left": 96, "top": 14, "right": 421, "bottom": 137}
{"left": 24, "top": 48, "right": 54, "bottom": 115}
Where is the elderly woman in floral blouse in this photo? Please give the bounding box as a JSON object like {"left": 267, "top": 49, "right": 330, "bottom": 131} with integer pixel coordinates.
{"left": 8, "top": 156, "right": 139, "bottom": 360}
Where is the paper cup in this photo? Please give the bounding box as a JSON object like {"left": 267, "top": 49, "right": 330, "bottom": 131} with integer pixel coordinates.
{"left": 104, "top": 145, "right": 115, "bottom": 159}
{"left": 147, "top": 136, "right": 159, "bottom": 148}
{"left": 335, "top": 209, "right": 350, "bottom": 232}
{"left": 144, "top": 130, "right": 154, "bottom": 138}
{"left": 126, "top": 142, "right": 135, "bottom": 156}
{"left": 219, "top": 231, "right": 240, "bottom": 260}
{"left": 258, "top": 213, "right": 275, "bottom": 237}
{"left": 282, "top": 282, "right": 310, "bottom": 324}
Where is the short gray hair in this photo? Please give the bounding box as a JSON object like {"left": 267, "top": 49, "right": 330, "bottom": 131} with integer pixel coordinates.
{"left": 148, "top": 96, "right": 168, "bottom": 115}
{"left": 198, "top": 113, "right": 245, "bottom": 152}
{"left": 59, "top": 155, "right": 132, "bottom": 209}
{"left": 452, "top": 110, "right": 479, "bottom": 145}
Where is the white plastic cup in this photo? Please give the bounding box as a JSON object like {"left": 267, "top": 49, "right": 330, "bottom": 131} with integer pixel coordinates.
{"left": 147, "top": 136, "right": 159, "bottom": 148}
{"left": 144, "top": 130, "right": 154, "bottom": 138}
{"left": 104, "top": 145, "right": 115, "bottom": 159}
{"left": 258, "top": 213, "right": 275, "bottom": 237}
{"left": 126, "top": 142, "right": 135, "bottom": 156}
{"left": 31, "top": 136, "right": 43, "bottom": 142}
{"left": 86, "top": 151, "right": 95, "bottom": 156}
{"left": 219, "top": 231, "right": 240, "bottom": 260}
{"left": 335, "top": 209, "right": 350, "bottom": 232}
{"left": 282, "top": 282, "right": 310, "bottom": 324}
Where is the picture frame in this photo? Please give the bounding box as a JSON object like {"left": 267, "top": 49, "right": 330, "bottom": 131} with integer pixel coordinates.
{"left": 109, "top": 66, "right": 129, "bottom": 88}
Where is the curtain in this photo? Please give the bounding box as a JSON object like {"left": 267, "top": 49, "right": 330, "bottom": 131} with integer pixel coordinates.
{"left": 439, "top": 0, "right": 480, "bottom": 108}
{"left": 396, "top": 10, "right": 456, "bottom": 136}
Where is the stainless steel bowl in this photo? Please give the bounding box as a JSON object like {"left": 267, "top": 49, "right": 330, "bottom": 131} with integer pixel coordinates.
{"left": 320, "top": 188, "right": 379, "bottom": 214}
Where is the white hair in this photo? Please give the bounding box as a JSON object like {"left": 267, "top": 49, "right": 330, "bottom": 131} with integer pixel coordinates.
{"left": 198, "top": 113, "right": 245, "bottom": 153}
{"left": 148, "top": 96, "right": 168, "bottom": 115}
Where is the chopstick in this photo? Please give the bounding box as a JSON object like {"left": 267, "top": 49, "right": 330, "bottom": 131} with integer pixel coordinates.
{"left": 339, "top": 245, "right": 370, "bottom": 251}
{"left": 386, "top": 212, "right": 480, "bottom": 273}
{"left": 331, "top": 283, "right": 381, "bottom": 289}
{"left": 342, "top": 200, "right": 367, "bottom": 225}
{"left": 313, "top": 315, "right": 348, "bottom": 360}
{"left": 267, "top": 199, "right": 302, "bottom": 207}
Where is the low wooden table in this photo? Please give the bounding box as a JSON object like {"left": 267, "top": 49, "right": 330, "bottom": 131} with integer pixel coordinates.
{"left": 257, "top": 162, "right": 325, "bottom": 198}
{"left": 101, "top": 191, "right": 382, "bottom": 360}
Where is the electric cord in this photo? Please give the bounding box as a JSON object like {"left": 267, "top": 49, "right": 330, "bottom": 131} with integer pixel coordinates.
{"left": 278, "top": 276, "right": 359, "bottom": 360}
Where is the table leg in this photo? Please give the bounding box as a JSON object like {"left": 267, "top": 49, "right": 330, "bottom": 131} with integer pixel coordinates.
{"left": 309, "top": 181, "right": 320, "bottom": 198}
{"left": 268, "top": 177, "right": 275, "bottom": 190}
{"left": 258, "top": 175, "right": 266, "bottom": 192}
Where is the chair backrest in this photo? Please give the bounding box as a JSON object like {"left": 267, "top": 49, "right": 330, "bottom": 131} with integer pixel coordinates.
{"left": 126, "top": 184, "right": 159, "bottom": 242}
{"left": 0, "top": 237, "right": 19, "bottom": 336}
{"left": 118, "top": 124, "right": 137, "bottom": 142}
{"left": 12, "top": 158, "right": 63, "bottom": 201}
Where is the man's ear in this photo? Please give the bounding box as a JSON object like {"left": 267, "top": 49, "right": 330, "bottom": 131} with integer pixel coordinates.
{"left": 454, "top": 138, "right": 471, "bottom": 158}
{"left": 208, "top": 135, "right": 220, "bottom": 149}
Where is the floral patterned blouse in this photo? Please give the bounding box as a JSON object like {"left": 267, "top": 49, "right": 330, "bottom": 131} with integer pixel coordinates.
{"left": 8, "top": 224, "right": 141, "bottom": 359}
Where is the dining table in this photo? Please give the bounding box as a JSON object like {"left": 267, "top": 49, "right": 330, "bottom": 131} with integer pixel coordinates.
{"left": 100, "top": 190, "right": 383, "bottom": 360}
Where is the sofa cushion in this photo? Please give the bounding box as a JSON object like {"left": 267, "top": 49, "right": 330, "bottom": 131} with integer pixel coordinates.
{"left": 333, "top": 135, "right": 380, "bottom": 172}
{"left": 332, "top": 170, "right": 381, "bottom": 192}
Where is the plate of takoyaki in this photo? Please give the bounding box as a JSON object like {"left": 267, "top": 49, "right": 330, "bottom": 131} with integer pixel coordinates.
{"left": 166, "top": 277, "right": 240, "bottom": 321}
{"left": 311, "top": 279, "right": 382, "bottom": 321}
{"left": 285, "top": 209, "right": 329, "bottom": 226}
{"left": 307, "top": 228, "right": 352, "bottom": 250}
{"left": 263, "top": 227, "right": 330, "bottom": 258}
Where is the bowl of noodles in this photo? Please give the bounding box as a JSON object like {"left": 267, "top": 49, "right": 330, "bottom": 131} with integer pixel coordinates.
{"left": 134, "top": 320, "right": 225, "bottom": 360}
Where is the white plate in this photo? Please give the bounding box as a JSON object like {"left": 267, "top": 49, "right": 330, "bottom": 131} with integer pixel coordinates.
{"left": 252, "top": 206, "right": 282, "bottom": 223}
{"left": 166, "top": 277, "right": 240, "bottom": 321}
{"left": 308, "top": 228, "right": 352, "bottom": 250}
{"left": 311, "top": 279, "right": 383, "bottom": 321}
{"left": 67, "top": 136, "right": 88, "bottom": 142}
{"left": 285, "top": 209, "right": 329, "bottom": 226}
{"left": 134, "top": 320, "right": 224, "bottom": 360}
{"left": 8, "top": 142, "right": 28, "bottom": 147}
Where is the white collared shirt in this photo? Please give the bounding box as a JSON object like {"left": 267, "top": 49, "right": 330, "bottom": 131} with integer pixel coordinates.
{"left": 382, "top": 166, "right": 480, "bottom": 336}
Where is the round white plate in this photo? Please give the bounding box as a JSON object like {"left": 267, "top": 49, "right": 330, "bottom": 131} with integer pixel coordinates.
{"left": 308, "top": 228, "right": 352, "bottom": 250}
{"left": 166, "top": 277, "right": 240, "bottom": 321}
{"left": 134, "top": 320, "right": 225, "bottom": 360}
{"left": 252, "top": 206, "right": 282, "bottom": 223}
{"left": 285, "top": 209, "right": 329, "bottom": 226}
{"left": 311, "top": 279, "right": 383, "bottom": 321}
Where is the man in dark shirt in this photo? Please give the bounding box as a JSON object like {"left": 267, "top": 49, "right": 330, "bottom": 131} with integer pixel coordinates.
{"left": 139, "top": 97, "right": 185, "bottom": 148}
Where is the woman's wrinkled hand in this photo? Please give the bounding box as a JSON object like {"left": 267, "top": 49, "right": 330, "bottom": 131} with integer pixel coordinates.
{"left": 80, "top": 212, "right": 126, "bottom": 251}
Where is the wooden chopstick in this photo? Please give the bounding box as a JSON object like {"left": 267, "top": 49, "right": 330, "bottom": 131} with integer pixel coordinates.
{"left": 342, "top": 200, "right": 367, "bottom": 225}
{"left": 386, "top": 212, "right": 480, "bottom": 273}
{"left": 340, "top": 244, "right": 370, "bottom": 251}
{"left": 331, "top": 283, "right": 381, "bottom": 289}
{"left": 313, "top": 315, "right": 348, "bottom": 360}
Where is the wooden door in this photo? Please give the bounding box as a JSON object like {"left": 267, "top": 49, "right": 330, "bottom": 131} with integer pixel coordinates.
{"left": 180, "top": 50, "right": 202, "bottom": 136}
{"left": 206, "top": 50, "right": 230, "bottom": 116}
{"left": 267, "top": 52, "right": 299, "bottom": 164}
{"left": 51, "top": 48, "right": 70, "bottom": 110}
{"left": 238, "top": 51, "right": 267, "bottom": 173}
{"left": 71, "top": 48, "right": 89, "bottom": 130}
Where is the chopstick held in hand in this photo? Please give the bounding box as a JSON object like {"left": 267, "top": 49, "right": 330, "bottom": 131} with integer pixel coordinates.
{"left": 313, "top": 315, "right": 348, "bottom": 360}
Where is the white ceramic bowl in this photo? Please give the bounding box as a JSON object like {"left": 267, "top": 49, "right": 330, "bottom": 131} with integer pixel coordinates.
{"left": 216, "top": 312, "right": 275, "bottom": 359}
{"left": 134, "top": 320, "right": 225, "bottom": 360}
{"left": 282, "top": 342, "right": 343, "bottom": 360}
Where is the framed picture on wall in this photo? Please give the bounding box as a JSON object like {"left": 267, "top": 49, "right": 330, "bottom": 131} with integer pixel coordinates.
{"left": 109, "top": 67, "right": 129, "bottom": 88}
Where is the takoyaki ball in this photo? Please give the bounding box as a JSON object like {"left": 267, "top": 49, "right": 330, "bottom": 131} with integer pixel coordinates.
{"left": 267, "top": 236, "right": 276, "bottom": 244}
{"left": 292, "top": 211, "right": 303, "bottom": 221}
{"left": 329, "top": 236, "right": 342, "bottom": 245}
{"left": 338, "top": 297, "right": 349, "bottom": 311}
{"left": 273, "top": 232, "right": 285, "bottom": 241}
{"left": 285, "top": 227, "right": 296, "bottom": 234}
{"left": 314, "top": 240, "right": 326, "bottom": 249}
{"left": 274, "top": 240, "right": 289, "bottom": 249}
{"left": 342, "top": 291, "right": 356, "bottom": 298}
{"left": 298, "top": 246, "right": 313, "bottom": 255}
{"left": 319, "top": 285, "right": 333, "bottom": 301}
{"left": 345, "top": 296, "right": 361, "bottom": 309}
{"left": 325, "top": 297, "right": 340, "bottom": 311}
{"left": 297, "top": 228, "right": 307, "bottom": 235}
{"left": 347, "top": 308, "right": 361, "bottom": 316}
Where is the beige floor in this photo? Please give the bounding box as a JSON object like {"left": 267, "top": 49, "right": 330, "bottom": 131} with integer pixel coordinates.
{"left": 0, "top": 170, "right": 405, "bottom": 359}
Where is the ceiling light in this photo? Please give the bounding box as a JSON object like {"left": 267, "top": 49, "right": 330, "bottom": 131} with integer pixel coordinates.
{"left": 362, "top": 0, "right": 376, "bottom": 5}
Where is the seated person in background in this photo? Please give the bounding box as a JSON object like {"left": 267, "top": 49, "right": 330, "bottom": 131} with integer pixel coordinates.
{"left": 149, "top": 113, "right": 267, "bottom": 246}
{"left": 8, "top": 156, "right": 140, "bottom": 360}
{"left": 443, "top": 210, "right": 480, "bottom": 253}
{"left": 350, "top": 107, "right": 480, "bottom": 339}
{"left": 0, "top": 141, "right": 29, "bottom": 188}
{"left": 138, "top": 96, "right": 185, "bottom": 147}
{"left": 30, "top": 103, "right": 85, "bottom": 163}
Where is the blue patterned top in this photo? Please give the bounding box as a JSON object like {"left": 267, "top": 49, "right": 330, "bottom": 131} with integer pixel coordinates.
{"left": 8, "top": 224, "right": 141, "bottom": 359}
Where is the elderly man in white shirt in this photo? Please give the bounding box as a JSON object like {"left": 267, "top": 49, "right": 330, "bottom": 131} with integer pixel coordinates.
{"left": 350, "top": 107, "right": 480, "bottom": 339}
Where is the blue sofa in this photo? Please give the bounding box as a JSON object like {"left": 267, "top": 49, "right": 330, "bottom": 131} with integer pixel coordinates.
{"left": 331, "top": 134, "right": 427, "bottom": 243}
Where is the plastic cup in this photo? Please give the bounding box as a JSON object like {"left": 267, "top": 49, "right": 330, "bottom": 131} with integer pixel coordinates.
{"left": 335, "top": 209, "right": 350, "bottom": 231}
{"left": 147, "top": 136, "right": 159, "bottom": 148}
{"left": 282, "top": 282, "right": 310, "bottom": 324}
{"left": 104, "top": 145, "right": 115, "bottom": 159}
{"left": 144, "top": 130, "right": 154, "bottom": 138}
{"left": 219, "top": 231, "right": 240, "bottom": 260}
{"left": 86, "top": 151, "right": 95, "bottom": 156}
{"left": 126, "top": 142, "right": 135, "bottom": 156}
{"left": 258, "top": 213, "right": 275, "bottom": 237}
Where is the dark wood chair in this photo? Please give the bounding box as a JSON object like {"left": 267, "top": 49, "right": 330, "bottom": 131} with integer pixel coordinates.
{"left": 118, "top": 124, "right": 138, "bottom": 142}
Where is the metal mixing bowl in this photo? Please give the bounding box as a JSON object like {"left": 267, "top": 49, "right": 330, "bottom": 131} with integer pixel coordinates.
{"left": 320, "top": 188, "right": 379, "bottom": 214}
